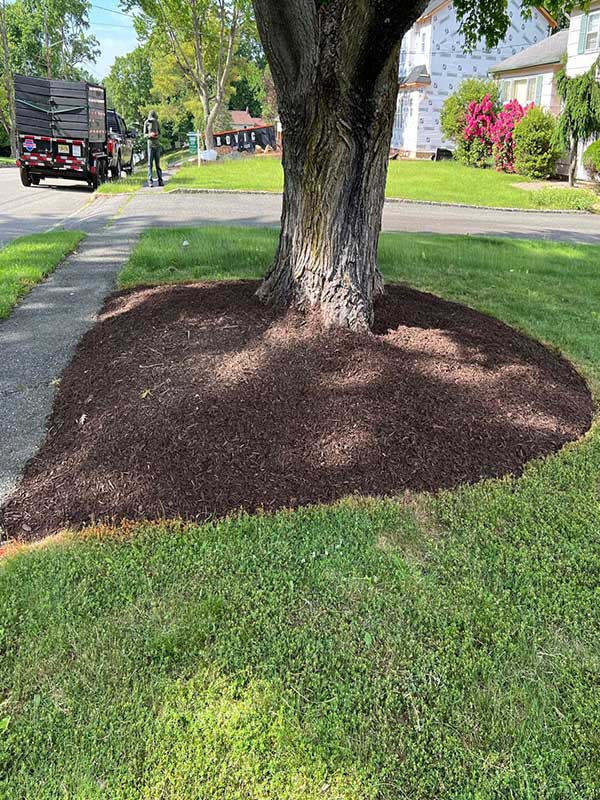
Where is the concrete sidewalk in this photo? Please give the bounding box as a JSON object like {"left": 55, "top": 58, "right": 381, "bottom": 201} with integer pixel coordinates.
{"left": 0, "top": 220, "right": 142, "bottom": 503}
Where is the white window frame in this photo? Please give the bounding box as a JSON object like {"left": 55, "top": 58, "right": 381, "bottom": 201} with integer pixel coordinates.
{"left": 585, "top": 11, "right": 600, "bottom": 52}
{"left": 497, "top": 75, "right": 543, "bottom": 106}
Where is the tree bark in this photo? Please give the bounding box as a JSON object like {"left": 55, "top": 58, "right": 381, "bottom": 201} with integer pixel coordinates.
{"left": 568, "top": 136, "right": 578, "bottom": 188}
{"left": 252, "top": 0, "right": 427, "bottom": 331}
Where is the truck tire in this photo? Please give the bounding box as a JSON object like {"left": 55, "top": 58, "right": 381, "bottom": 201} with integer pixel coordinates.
{"left": 20, "top": 167, "right": 32, "bottom": 187}
{"left": 31, "top": 175, "right": 40, "bottom": 185}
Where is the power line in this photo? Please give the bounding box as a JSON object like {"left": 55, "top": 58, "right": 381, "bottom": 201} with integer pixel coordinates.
{"left": 90, "top": 3, "right": 135, "bottom": 18}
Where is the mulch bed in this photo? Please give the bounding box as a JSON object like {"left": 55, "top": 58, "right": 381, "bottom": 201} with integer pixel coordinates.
{"left": 1, "top": 281, "right": 593, "bottom": 541}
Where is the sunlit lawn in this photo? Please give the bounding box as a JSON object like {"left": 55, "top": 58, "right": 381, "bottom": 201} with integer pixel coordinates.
{"left": 167, "top": 157, "right": 598, "bottom": 210}
{"left": 2, "top": 227, "right": 600, "bottom": 797}
{"left": 96, "top": 173, "right": 148, "bottom": 195}
{"left": 0, "top": 230, "right": 85, "bottom": 318}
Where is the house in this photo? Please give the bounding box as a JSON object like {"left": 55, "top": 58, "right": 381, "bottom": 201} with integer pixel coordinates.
{"left": 491, "top": 3, "right": 600, "bottom": 179}
{"left": 490, "top": 29, "right": 568, "bottom": 115}
{"left": 230, "top": 109, "right": 264, "bottom": 130}
{"left": 391, "top": 0, "right": 557, "bottom": 157}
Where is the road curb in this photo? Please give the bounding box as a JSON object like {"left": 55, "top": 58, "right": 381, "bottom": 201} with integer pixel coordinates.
{"left": 166, "top": 187, "right": 593, "bottom": 215}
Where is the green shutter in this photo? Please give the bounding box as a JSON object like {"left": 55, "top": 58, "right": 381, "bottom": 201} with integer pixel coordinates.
{"left": 578, "top": 14, "right": 589, "bottom": 54}
{"left": 535, "top": 75, "right": 543, "bottom": 106}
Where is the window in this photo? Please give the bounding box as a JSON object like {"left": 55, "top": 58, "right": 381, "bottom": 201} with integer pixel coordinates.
{"left": 497, "top": 75, "right": 543, "bottom": 107}
{"left": 107, "top": 110, "right": 118, "bottom": 133}
{"left": 421, "top": 31, "right": 426, "bottom": 53}
{"left": 585, "top": 12, "right": 600, "bottom": 51}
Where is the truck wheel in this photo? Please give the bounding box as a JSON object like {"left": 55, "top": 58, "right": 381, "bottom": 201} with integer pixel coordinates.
{"left": 20, "top": 167, "right": 32, "bottom": 187}
{"left": 111, "top": 155, "right": 121, "bottom": 179}
{"left": 31, "top": 175, "right": 40, "bottom": 185}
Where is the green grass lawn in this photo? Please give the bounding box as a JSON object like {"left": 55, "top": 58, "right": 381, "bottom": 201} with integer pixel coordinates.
{"left": 3, "top": 227, "right": 600, "bottom": 797}
{"left": 167, "top": 157, "right": 598, "bottom": 210}
{"left": 0, "top": 156, "right": 15, "bottom": 166}
{"left": 96, "top": 172, "right": 148, "bottom": 195}
{"left": 0, "top": 230, "right": 85, "bottom": 319}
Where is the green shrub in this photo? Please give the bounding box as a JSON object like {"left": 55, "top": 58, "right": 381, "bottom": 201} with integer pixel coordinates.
{"left": 583, "top": 140, "right": 600, "bottom": 181}
{"left": 513, "top": 107, "right": 560, "bottom": 179}
{"left": 455, "top": 137, "right": 492, "bottom": 168}
{"left": 441, "top": 78, "right": 500, "bottom": 145}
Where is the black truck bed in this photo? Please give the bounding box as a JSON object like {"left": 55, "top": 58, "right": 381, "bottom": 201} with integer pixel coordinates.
{"left": 14, "top": 74, "right": 107, "bottom": 141}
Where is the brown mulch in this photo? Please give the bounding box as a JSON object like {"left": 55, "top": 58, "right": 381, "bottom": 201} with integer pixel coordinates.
{"left": 1, "top": 281, "right": 593, "bottom": 541}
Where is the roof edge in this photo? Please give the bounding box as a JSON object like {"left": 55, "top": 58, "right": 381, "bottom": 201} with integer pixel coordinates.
{"left": 415, "top": 1, "right": 557, "bottom": 29}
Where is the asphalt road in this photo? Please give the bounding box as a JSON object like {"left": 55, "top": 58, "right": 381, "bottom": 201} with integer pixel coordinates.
{"left": 2, "top": 164, "right": 600, "bottom": 246}
{"left": 125, "top": 189, "right": 600, "bottom": 244}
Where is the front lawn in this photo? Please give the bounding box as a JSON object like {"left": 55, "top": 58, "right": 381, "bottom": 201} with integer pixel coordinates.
{"left": 96, "top": 173, "right": 148, "bottom": 195}
{"left": 0, "top": 230, "right": 85, "bottom": 319}
{"left": 2, "top": 228, "right": 600, "bottom": 797}
{"left": 0, "top": 156, "right": 15, "bottom": 166}
{"left": 167, "top": 157, "right": 598, "bottom": 210}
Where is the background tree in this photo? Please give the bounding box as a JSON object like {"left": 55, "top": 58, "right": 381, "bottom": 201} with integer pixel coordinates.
{"left": 251, "top": 0, "right": 575, "bottom": 331}
{"left": 441, "top": 76, "right": 500, "bottom": 148}
{"left": 125, "top": 0, "right": 254, "bottom": 148}
{"left": 556, "top": 58, "right": 600, "bottom": 186}
{"left": 0, "top": 0, "right": 97, "bottom": 156}
{"left": 105, "top": 44, "right": 153, "bottom": 129}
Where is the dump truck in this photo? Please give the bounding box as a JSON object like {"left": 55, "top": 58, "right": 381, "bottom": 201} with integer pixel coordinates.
{"left": 14, "top": 74, "right": 111, "bottom": 189}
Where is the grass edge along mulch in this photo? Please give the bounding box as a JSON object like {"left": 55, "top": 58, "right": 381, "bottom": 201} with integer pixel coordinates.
{"left": 1, "top": 227, "right": 600, "bottom": 798}
{"left": 0, "top": 230, "right": 85, "bottom": 319}
{"left": 0, "top": 279, "right": 592, "bottom": 540}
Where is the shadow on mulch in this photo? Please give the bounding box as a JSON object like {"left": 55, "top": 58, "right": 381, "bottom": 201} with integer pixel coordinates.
{"left": 1, "top": 281, "right": 593, "bottom": 541}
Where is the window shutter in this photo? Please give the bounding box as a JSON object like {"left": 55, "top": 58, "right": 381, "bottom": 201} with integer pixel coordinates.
{"left": 535, "top": 75, "right": 543, "bottom": 106}
{"left": 578, "top": 14, "right": 589, "bottom": 54}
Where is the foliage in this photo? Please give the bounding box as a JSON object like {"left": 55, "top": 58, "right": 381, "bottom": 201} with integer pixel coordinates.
{"left": 441, "top": 77, "right": 500, "bottom": 144}
{"left": 583, "top": 140, "right": 600, "bottom": 182}
{"left": 0, "top": 230, "right": 84, "bottom": 318}
{"left": 556, "top": 58, "right": 600, "bottom": 182}
{"left": 105, "top": 45, "right": 153, "bottom": 130}
{"left": 513, "top": 106, "right": 560, "bottom": 179}
{"left": 460, "top": 93, "right": 496, "bottom": 167}
{"left": 490, "top": 99, "right": 531, "bottom": 173}
{"left": 4, "top": 227, "right": 600, "bottom": 797}
{"left": 124, "top": 0, "right": 255, "bottom": 147}
{"left": 0, "top": 0, "right": 98, "bottom": 154}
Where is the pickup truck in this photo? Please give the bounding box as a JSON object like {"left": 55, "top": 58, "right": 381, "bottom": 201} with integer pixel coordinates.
{"left": 107, "top": 108, "right": 136, "bottom": 178}
{"left": 13, "top": 74, "right": 132, "bottom": 189}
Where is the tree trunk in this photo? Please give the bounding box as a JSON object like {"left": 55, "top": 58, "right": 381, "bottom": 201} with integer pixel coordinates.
{"left": 204, "top": 112, "right": 216, "bottom": 151}
{"left": 257, "top": 61, "right": 397, "bottom": 331}
{"left": 568, "top": 136, "right": 578, "bottom": 188}
{"left": 252, "top": 0, "right": 426, "bottom": 331}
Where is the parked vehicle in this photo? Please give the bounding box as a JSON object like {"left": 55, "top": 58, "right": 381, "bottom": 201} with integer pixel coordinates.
{"left": 107, "top": 109, "right": 136, "bottom": 178}
{"left": 13, "top": 74, "right": 129, "bottom": 189}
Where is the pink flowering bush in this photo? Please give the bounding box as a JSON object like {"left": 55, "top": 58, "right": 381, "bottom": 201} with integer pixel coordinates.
{"left": 491, "top": 99, "right": 533, "bottom": 173}
{"left": 460, "top": 94, "right": 497, "bottom": 167}
{"left": 460, "top": 93, "right": 534, "bottom": 172}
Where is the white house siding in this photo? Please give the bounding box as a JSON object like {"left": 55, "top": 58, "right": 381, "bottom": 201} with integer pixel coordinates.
{"left": 392, "top": 0, "right": 551, "bottom": 156}
{"left": 566, "top": 3, "right": 600, "bottom": 179}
